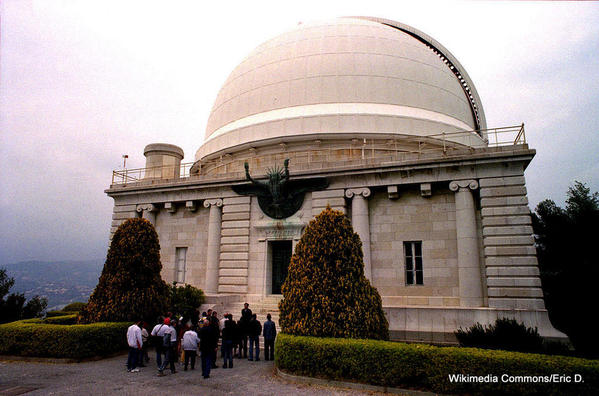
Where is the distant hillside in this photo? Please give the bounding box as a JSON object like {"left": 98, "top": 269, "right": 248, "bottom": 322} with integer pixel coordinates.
{"left": 2, "top": 259, "right": 104, "bottom": 311}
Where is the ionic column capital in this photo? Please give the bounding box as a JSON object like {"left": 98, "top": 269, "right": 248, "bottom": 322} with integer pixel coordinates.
{"left": 449, "top": 180, "right": 479, "bottom": 192}
{"left": 136, "top": 203, "right": 157, "bottom": 213}
{"left": 203, "top": 198, "right": 223, "bottom": 208}
{"left": 345, "top": 187, "right": 371, "bottom": 199}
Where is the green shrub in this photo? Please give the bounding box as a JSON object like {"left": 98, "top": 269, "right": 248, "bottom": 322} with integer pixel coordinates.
{"left": 79, "top": 218, "right": 170, "bottom": 323}
{"left": 0, "top": 319, "right": 129, "bottom": 359}
{"left": 276, "top": 333, "right": 599, "bottom": 396}
{"left": 43, "top": 314, "right": 77, "bottom": 325}
{"left": 169, "top": 283, "right": 205, "bottom": 321}
{"left": 279, "top": 206, "right": 388, "bottom": 340}
{"left": 455, "top": 318, "right": 545, "bottom": 353}
{"left": 63, "top": 302, "right": 86, "bottom": 312}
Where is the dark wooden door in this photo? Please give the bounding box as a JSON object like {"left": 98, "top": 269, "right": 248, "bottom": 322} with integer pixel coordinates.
{"left": 271, "top": 240, "right": 292, "bottom": 294}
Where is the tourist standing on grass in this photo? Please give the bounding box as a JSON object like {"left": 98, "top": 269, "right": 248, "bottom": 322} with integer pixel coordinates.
{"left": 248, "top": 314, "right": 261, "bottom": 361}
{"left": 126, "top": 319, "right": 143, "bottom": 373}
{"left": 263, "top": 313, "right": 276, "bottom": 361}
{"left": 182, "top": 326, "right": 200, "bottom": 371}
{"left": 199, "top": 319, "right": 217, "bottom": 379}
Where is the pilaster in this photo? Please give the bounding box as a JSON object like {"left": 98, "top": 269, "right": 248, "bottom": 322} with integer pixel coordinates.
{"left": 449, "top": 180, "right": 484, "bottom": 307}
{"left": 204, "top": 198, "right": 222, "bottom": 294}
{"left": 345, "top": 187, "right": 372, "bottom": 280}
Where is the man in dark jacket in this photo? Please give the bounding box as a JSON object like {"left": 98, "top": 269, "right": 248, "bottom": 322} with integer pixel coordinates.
{"left": 248, "top": 314, "right": 262, "bottom": 361}
{"left": 241, "top": 303, "right": 252, "bottom": 321}
{"left": 263, "top": 313, "right": 277, "bottom": 361}
{"left": 222, "top": 318, "right": 235, "bottom": 368}
{"left": 240, "top": 303, "right": 252, "bottom": 358}
{"left": 199, "top": 320, "right": 217, "bottom": 379}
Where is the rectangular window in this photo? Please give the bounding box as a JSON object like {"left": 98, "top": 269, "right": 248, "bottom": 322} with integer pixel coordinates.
{"left": 175, "top": 247, "right": 187, "bottom": 284}
{"left": 404, "top": 241, "right": 423, "bottom": 285}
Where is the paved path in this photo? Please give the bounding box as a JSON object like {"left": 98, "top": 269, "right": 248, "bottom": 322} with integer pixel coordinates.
{"left": 0, "top": 353, "right": 388, "bottom": 396}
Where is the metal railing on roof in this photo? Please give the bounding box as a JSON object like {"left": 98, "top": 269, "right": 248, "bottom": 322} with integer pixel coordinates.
{"left": 111, "top": 124, "right": 526, "bottom": 187}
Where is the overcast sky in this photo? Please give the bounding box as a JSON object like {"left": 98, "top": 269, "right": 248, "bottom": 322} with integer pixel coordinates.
{"left": 1, "top": 0, "right": 598, "bottom": 264}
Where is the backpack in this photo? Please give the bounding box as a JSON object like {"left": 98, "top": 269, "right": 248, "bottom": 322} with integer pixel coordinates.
{"left": 149, "top": 324, "right": 164, "bottom": 347}
{"left": 162, "top": 330, "right": 172, "bottom": 348}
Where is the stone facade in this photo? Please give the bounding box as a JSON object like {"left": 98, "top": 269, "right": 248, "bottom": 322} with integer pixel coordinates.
{"left": 106, "top": 145, "right": 567, "bottom": 343}
{"left": 105, "top": 16, "right": 566, "bottom": 344}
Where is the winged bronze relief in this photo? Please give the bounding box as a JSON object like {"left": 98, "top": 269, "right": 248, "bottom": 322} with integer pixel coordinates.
{"left": 232, "top": 159, "right": 328, "bottom": 219}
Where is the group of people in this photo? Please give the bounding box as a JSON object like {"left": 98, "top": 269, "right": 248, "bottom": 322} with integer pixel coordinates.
{"left": 125, "top": 303, "right": 277, "bottom": 379}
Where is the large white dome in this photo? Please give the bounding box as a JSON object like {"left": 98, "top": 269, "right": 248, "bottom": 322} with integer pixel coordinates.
{"left": 196, "top": 17, "right": 486, "bottom": 161}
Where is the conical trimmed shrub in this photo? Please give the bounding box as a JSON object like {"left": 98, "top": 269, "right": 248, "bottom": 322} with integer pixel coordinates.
{"left": 278, "top": 206, "right": 389, "bottom": 340}
{"left": 78, "top": 218, "right": 170, "bottom": 323}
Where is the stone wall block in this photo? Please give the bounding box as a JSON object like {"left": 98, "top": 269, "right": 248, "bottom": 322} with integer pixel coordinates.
{"left": 218, "top": 285, "right": 248, "bottom": 294}
{"left": 488, "top": 298, "right": 546, "bottom": 310}
{"left": 485, "top": 256, "right": 538, "bottom": 266}
{"left": 486, "top": 277, "right": 542, "bottom": 287}
{"left": 219, "top": 268, "right": 248, "bottom": 277}
{"left": 112, "top": 212, "right": 135, "bottom": 220}
{"left": 481, "top": 206, "right": 530, "bottom": 217}
{"left": 219, "top": 260, "right": 249, "bottom": 269}
{"left": 312, "top": 197, "right": 346, "bottom": 208}
{"left": 223, "top": 196, "right": 251, "bottom": 205}
{"left": 487, "top": 287, "right": 544, "bottom": 298}
{"left": 484, "top": 246, "right": 537, "bottom": 256}
{"left": 479, "top": 186, "right": 527, "bottom": 198}
{"left": 222, "top": 220, "right": 250, "bottom": 229}
{"left": 218, "top": 276, "right": 247, "bottom": 285}
{"left": 480, "top": 196, "right": 528, "bottom": 208}
{"left": 312, "top": 189, "right": 345, "bottom": 199}
{"left": 220, "top": 244, "right": 250, "bottom": 252}
{"left": 479, "top": 176, "right": 525, "bottom": 188}
{"left": 482, "top": 225, "right": 533, "bottom": 236}
{"left": 220, "top": 252, "right": 249, "bottom": 261}
{"left": 482, "top": 216, "right": 531, "bottom": 227}
{"left": 485, "top": 266, "right": 540, "bottom": 277}
{"left": 222, "top": 212, "right": 251, "bottom": 221}
{"left": 221, "top": 236, "right": 250, "bottom": 245}
{"left": 483, "top": 235, "right": 535, "bottom": 246}
{"left": 222, "top": 204, "right": 251, "bottom": 214}
{"left": 221, "top": 228, "right": 250, "bottom": 237}
{"left": 113, "top": 204, "right": 138, "bottom": 213}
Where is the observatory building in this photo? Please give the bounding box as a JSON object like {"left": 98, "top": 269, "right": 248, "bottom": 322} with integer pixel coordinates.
{"left": 107, "top": 17, "right": 565, "bottom": 342}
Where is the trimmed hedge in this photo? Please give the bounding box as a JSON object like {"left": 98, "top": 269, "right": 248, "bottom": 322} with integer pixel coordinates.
{"left": 276, "top": 333, "right": 599, "bottom": 396}
{"left": 0, "top": 319, "right": 129, "bottom": 359}
{"left": 43, "top": 314, "right": 78, "bottom": 325}
{"left": 46, "top": 310, "right": 79, "bottom": 318}
{"left": 62, "top": 302, "right": 86, "bottom": 312}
